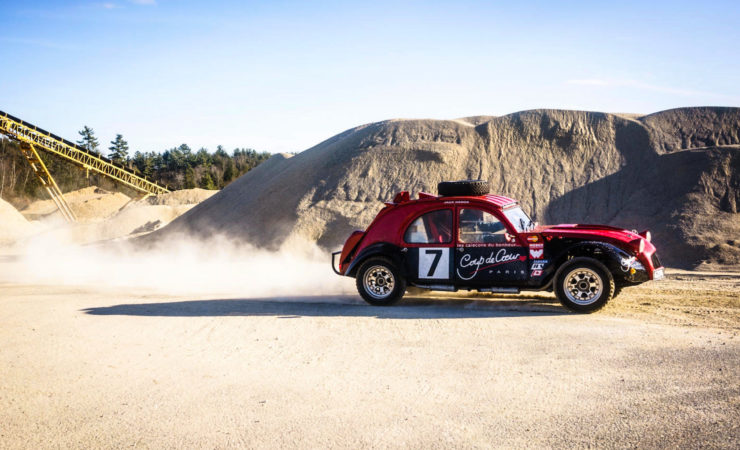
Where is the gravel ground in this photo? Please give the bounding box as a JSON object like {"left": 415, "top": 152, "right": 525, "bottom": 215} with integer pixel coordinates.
{"left": 1, "top": 270, "right": 738, "bottom": 448}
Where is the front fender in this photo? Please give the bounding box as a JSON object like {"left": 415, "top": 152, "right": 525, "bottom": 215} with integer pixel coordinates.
{"left": 345, "top": 242, "right": 406, "bottom": 278}
{"left": 551, "top": 241, "right": 637, "bottom": 284}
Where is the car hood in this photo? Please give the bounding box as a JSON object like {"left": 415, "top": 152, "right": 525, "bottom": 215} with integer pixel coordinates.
{"left": 538, "top": 223, "right": 644, "bottom": 245}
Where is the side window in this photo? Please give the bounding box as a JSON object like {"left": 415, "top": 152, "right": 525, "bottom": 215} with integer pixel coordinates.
{"left": 458, "top": 208, "right": 507, "bottom": 243}
{"left": 404, "top": 209, "right": 453, "bottom": 244}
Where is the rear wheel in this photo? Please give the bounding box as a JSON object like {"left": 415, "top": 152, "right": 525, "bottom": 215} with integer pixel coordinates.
{"left": 555, "top": 258, "right": 614, "bottom": 312}
{"left": 356, "top": 257, "right": 406, "bottom": 306}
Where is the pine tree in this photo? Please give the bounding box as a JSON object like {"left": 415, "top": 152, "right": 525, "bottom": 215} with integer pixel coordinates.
{"left": 184, "top": 166, "right": 196, "bottom": 189}
{"left": 199, "top": 171, "right": 216, "bottom": 190}
{"left": 179, "top": 144, "right": 194, "bottom": 167}
{"left": 223, "top": 159, "right": 235, "bottom": 184}
{"left": 195, "top": 148, "right": 211, "bottom": 166}
{"left": 133, "top": 151, "right": 153, "bottom": 178}
{"left": 214, "top": 145, "right": 228, "bottom": 158}
{"left": 76, "top": 126, "right": 100, "bottom": 155}
{"left": 108, "top": 134, "right": 129, "bottom": 165}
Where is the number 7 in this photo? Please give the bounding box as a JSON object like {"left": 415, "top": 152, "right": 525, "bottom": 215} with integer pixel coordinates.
{"left": 425, "top": 249, "right": 443, "bottom": 277}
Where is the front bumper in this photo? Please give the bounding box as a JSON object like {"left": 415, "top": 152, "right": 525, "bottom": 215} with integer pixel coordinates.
{"left": 621, "top": 253, "right": 664, "bottom": 283}
{"left": 620, "top": 257, "right": 650, "bottom": 283}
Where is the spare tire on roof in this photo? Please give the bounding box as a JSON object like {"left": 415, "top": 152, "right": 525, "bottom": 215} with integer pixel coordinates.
{"left": 437, "top": 180, "right": 490, "bottom": 196}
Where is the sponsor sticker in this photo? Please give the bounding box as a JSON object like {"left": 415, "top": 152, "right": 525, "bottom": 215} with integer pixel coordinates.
{"left": 527, "top": 235, "right": 540, "bottom": 243}
{"left": 529, "top": 248, "right": 544, "bottom": 259}
{"left": 531, "top": 261, "right": 547, "bottom": 270}
{"left": 531, "top": 270, "right": 542, "bottom": 276}
{"left": 456, "top": 249, "right": 526, "bottom": 281}
{"left": 461, "top": 242, "right": 518, "bottom": 248}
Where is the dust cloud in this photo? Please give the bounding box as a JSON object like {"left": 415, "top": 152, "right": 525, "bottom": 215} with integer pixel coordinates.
{"left": 0, "top": 233, "right": 354, "bottom": 297}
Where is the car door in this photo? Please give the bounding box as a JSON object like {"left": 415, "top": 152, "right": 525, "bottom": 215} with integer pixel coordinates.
{"left": 401, "top": 208, "right": 455, "bottom": 285}
{"left": 454, "top": 206, "right": 528, "bottom": 285}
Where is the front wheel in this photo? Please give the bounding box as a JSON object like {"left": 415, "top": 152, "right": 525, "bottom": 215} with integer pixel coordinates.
{"left": 355, "top": 257, "right": 406, "bottom": 306}
{"left": 555, "top": 258, "right": 614, "bottom": 312}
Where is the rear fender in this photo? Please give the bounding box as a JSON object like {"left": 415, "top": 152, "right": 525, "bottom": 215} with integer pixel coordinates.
{"left": 336, "top": 230, "right": 365, "bottom": 274}
{"left": 346, "top": 242, "right": 406, "bottom": 278}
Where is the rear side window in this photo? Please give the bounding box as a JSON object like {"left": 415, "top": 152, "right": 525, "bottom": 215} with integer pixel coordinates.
{"left": 404, "top": 209, "right": 453, "bottom": 244}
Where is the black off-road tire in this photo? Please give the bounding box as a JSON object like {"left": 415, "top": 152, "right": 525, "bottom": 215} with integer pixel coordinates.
{"left": 555, "top": 257, "right": 615, "bottom": 313}
{"left": 437, "top": 180, "right": 490, "bottom": 197}
{"left": 613, "top": 285, "right": 623, "bottom": 298}
{"left": 355, "top": 257, "right": 406, "bottom": 306}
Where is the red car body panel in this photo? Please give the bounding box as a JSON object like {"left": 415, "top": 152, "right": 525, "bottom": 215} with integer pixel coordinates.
{"left": 535, "top": 224, "right": 660, "bottom": 275}
{"left": 336, "top": 191, "right": 663, "bottom": 285}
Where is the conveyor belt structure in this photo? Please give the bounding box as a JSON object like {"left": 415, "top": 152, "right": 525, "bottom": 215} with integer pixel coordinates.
{"left": 0, "top": 110, "right": 169, "bottom": 222}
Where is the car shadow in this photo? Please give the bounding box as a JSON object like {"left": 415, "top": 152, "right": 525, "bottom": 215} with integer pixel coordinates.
{"left": 81, "top": 294, "right": 569, "bottom": 319}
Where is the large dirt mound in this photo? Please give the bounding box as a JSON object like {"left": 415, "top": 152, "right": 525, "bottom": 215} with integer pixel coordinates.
{"left": 154, "top": 107, "right": 740, "bottom": 268}
{"left": 142, "top": 188, "right": 216, "bottom": 206}
{"left": 22, "top": 186, "right": 132, "bottom": 222}
{"left": 11, "top": 187, "right": 217, "bottom": 246}
{"left": 0, "top": 197, "right": 36, "bottom": 245}
{"left": 640, "top": 107, "right": 740, "bottom": 154}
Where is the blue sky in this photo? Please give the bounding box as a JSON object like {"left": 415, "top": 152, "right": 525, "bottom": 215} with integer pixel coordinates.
{"left": 1, "top": 0, "right": 738, "bottom": 154}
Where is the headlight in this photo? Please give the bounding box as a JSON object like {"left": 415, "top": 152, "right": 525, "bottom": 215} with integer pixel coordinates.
{"left": 630, "top": 238, "right": 645, "bottom": 253}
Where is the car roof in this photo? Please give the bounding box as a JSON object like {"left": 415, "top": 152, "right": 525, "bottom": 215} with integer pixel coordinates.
{"left": 480, "top": 194, "right": 518, "bottom": 208}
{"left": 389, "top": 191, "right": 518, "bottom": 209}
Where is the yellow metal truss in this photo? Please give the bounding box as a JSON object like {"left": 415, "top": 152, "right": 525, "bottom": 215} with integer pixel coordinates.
{"left": 18, "top": 142, "right": 78, "bottom": 222}
{"left": 0, "top": 111, "right": 169, "bottom": 199}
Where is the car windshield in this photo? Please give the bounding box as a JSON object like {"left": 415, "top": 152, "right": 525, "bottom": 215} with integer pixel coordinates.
{"left": 503, "top": 206, "right": 534, "bottom": 232}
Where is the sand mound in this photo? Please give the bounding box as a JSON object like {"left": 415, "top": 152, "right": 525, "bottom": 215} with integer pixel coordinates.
{"left": 640, "top": 107, "right": 740, "bottom": 154}
{"left": 0, "top": 197, "right": 37, "bottom": 245}
{"left": 142, "top": 188, "right": 217, "bottom": 206}
{"left": 22, "top": 186, "right": 132, "bottom": 222}
{"left": 53, "top": 204, "right": 194, "bottom": 244}
{"left": 152, "top": 107, "right": 740, "bottom": 268}
{"left": 24, "top": 187, "right": 217, "bottom": 245}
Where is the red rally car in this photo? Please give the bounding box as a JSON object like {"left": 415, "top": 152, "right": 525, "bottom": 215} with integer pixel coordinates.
{"left": 332, "top": 180, "right": 664, "bottom": 312}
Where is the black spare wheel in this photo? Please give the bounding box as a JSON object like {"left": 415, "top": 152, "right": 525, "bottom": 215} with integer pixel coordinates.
{"left": 437, "top": 180, "right": 490, "bottom": 196}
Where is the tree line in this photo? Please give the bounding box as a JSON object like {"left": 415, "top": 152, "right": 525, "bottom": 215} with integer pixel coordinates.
{"left": 0, "top": 126, "right": 272, "bottom": 207}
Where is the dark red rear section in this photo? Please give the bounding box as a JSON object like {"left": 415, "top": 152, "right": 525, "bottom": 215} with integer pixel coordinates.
{"left": 338, "top": 230, "right": 365, "bottom": 274}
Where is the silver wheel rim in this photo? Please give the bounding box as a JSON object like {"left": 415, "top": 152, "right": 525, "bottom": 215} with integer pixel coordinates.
{"left": 563, "top": 268, "right": 603, "bottom": 305}
{"left": 363, "top": 265, "right": 395, "bottom": 300}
